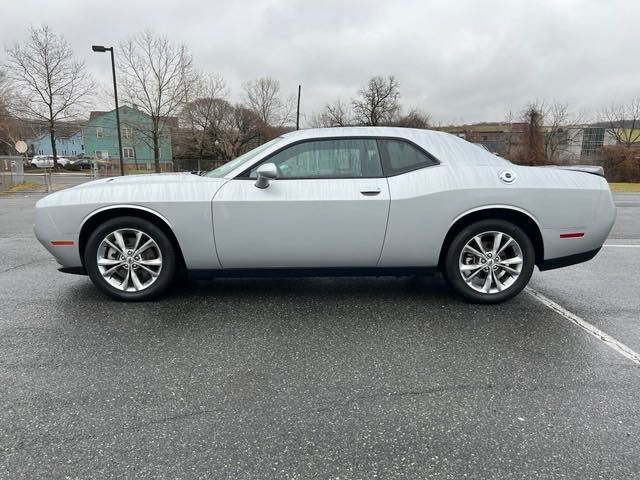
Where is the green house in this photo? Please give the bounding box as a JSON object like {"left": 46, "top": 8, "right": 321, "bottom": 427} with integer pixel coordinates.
{"left": 83, "top": 106, "right": 173, "bottom": 170}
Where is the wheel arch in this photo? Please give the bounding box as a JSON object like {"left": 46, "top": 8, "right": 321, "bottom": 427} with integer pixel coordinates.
{"left": 78, "top": 205, "right": 186, "bottom": 271}
{"left": 438, "top": 206, "right": 544, "bottom": 270}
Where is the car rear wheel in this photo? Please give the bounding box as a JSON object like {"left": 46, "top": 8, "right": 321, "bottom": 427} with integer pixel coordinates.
{"left": 443, "top": 219, "right": 535, "bottom": 304}
{"left": 85, "top": 217, "right": 176, "bottom": 301}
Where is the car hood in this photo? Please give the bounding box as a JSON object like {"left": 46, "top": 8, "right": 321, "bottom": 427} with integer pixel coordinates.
{"left": 37, "top": 173, "right": 228, "bottom": 208}
{"left": 67, "top": 172, "right": 206, "bottom": 189}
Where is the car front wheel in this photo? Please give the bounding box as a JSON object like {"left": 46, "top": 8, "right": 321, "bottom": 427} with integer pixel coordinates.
{"left": 85, "top": 216, "right": 176, "bottom": 301}
{"left": 443, "top": 219, "right": 535, "bottom": 304}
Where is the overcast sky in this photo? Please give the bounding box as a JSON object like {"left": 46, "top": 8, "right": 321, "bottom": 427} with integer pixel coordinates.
{"left": 2, "top": 0, "right": 639, "bottom": 125}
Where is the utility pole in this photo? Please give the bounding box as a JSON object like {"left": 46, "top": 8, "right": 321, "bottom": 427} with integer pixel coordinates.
{"left": 296, "top": 85, "right": 301, "bottom": 130}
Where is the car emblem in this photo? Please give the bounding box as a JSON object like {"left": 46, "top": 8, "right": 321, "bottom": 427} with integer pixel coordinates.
{"left": 499, "top": 170, "right": 517, "bottom": 184}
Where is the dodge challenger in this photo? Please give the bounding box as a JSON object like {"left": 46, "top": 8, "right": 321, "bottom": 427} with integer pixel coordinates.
{"left": 34, "top": 127, "right": 616, "bottom": 303}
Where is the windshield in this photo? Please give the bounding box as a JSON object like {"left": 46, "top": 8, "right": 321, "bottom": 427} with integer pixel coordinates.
{"left": 206, "top": 137, "right": 283, "bottom": 178}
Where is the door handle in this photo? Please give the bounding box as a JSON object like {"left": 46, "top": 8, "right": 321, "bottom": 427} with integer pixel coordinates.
{"left": 360, "top": 189, "right": 381, "bottom": 196}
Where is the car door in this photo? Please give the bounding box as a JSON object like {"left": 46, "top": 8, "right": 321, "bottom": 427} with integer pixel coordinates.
{"left": 212, "top": 137, "right": 390, "bottom": 269}
{"left": 375, "top": 138, "right": 443, "bottom": 267}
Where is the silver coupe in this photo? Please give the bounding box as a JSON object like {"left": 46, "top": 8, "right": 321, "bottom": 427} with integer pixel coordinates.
{"left": 34, "top": 127, "right": 616, "bottom": 303}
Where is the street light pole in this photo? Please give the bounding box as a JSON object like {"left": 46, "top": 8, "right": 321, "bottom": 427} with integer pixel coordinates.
{"left": 92, "top": 45, "right": 125, "bottom": 176}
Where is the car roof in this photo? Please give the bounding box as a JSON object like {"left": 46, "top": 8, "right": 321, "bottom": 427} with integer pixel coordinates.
{"left": 282, "top": 126, "right": 438, "bottom": 140}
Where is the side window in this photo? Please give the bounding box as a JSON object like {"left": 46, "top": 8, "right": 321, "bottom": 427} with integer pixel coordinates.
{"left": 249, "top": 139, "right": 383, "bottom": 179}
{"left": 380, "top": 139, "right": 438, "bottom": 175}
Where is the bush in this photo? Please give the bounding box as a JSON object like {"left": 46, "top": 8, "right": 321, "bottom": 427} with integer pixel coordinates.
{"left": 599, "top": 146, "right": 640, "bottom": 182}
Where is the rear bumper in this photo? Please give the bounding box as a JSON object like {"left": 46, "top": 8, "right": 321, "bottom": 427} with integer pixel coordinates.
{"left": 540, "top": 186, "right": 616, "bottom": 268}
{"left": 539, "top": 247, "right": 601, "bottom": 271}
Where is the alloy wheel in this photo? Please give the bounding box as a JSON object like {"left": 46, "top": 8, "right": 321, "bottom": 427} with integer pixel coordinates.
{"left": 96, "top": 228, "right": 163, "bottom": 292}
{"left": 458, "top": 230, "right": 524, "bottom": 294}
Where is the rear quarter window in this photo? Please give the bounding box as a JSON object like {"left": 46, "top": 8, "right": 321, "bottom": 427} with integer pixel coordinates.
{"left": 380, "top": 139, "right": 438, "bottom": 175}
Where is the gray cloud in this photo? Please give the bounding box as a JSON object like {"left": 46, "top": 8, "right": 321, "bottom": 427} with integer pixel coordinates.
{"left": 2, "top": 0, "right": 639, "bottom": 124}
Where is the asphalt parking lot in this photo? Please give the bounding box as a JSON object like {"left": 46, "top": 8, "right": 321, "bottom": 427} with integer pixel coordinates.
{"left": 1, "top": 193, "right": 639, "bottom": 479}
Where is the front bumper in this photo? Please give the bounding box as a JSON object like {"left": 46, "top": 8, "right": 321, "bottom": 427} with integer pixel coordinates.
{"left": 58, "top": 266, "right": 87, "bottom": 275}
{"left": 34, "top": 208, "right": 83, "bottom": 268}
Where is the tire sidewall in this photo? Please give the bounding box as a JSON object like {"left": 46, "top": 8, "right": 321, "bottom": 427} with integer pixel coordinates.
{"left": 444, "top": 219, "right": 535, "bottom": 304}
{"left": 84, "top": 216, "right": 176, "bottom": 301}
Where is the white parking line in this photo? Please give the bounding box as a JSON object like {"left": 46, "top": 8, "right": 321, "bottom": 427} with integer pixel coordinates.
{"left": 526, "top": 287, "right": 640, "bottom": 365}
{"left": 603, "top": 244, "right": 640, "bottom": 248}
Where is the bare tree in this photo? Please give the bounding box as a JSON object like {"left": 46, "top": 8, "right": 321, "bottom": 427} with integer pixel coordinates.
{"left": 243, "top": 77, "right": 293, "bottom": 128}
{"left": 502, "top": 110, "right": 518, "bottom": 156}
{"left": 0, "top": 70, "right": 43, "bottom": 155}
{"left": 179, "top": 73, "right": 228, "bottom": 166}
{"left": 119, "top": 31, "right": 195, "bottom": 172}
{"left": 214, "top": 104, "right": 262, "bottom": 161}
{"left": 0, "top": 74, "right": 18, "bottom": 154}
{"left": 543, "top": 102, "right": 586, "bottom": 163}
{"left": 311, "top": 99, "right": 351, "bottom": 127}
{"left": 0, "top": 68, "right": 14, "bottom": 152}
{"left": 4, "top": 25, "right": 94, "bottom": 168}
{"left": 510, "top": 101, "right": 546, "bottom": 166}
{"left": 602, "top": 98, "right": 640, "bottom": 147}
{"left": 0, "top": 68, "right": 8, "bottom": 105}
{"left": 395, "top": 109, "right": 431, "bottom": 129}
{"left": 352, "top": 75, "right": 400, "bottom": 126}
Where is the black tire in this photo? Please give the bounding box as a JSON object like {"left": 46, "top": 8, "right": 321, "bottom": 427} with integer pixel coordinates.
{"left": 84, "top": 216, "right": 176, "bottom": 301}
{"left": 443, "top": 219, "right": 535, "bottom": 304}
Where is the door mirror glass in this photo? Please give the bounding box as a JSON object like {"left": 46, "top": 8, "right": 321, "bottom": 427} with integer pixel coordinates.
{"left": 255, "top": 162, "right": 278, "bottom": 189}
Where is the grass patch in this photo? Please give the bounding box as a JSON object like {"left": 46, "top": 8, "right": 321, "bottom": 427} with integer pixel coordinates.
{"left": 2, "top": 181, "right": 43, "bottom": 193}
{"left": 609, "top": 182, "right": 640, "bottom": 192}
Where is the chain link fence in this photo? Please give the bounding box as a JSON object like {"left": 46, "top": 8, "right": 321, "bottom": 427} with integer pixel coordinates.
{"left": 172, "top": 158, "right": 226, "bottom": 173}
{"left": 1, "top": 156, "right": 231, "bottom": 193}
{"left": 1, "top": 157, "right": 122, "bottom": 193}
{"left": 0, "top": 156, "right": 25, "bottom": 192}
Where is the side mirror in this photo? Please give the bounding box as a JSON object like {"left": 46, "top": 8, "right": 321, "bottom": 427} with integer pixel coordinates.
{"left": 255, "top": 163, "right": 278, "bottom": 189}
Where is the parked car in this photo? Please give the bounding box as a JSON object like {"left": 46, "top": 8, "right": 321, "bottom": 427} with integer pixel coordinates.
{"left": 72, "top": 158, "right": 93, "bottom": 170}
{"left": 34, "top": 127, "right": 616, "bottom": 303}
{"left": 72, "top": 158, "right": 112, "bottom": 170}
{"left": 30, "top": 155, "right": 71, "bottom": 168}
